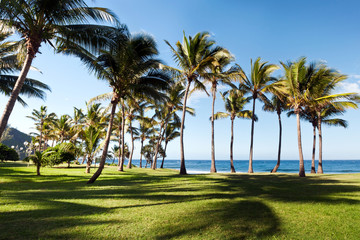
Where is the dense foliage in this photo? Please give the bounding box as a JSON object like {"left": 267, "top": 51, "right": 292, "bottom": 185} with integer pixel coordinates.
{"left": 0, "top": 143, "right": 19, "bottom": 161}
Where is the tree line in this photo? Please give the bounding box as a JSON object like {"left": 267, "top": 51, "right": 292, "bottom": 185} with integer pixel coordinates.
{"left": 0, "top": 0, "right": 358, "bottom": 182}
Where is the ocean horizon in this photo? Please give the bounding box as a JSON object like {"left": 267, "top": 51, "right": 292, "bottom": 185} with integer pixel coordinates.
{"left": 105, "top": 159, "right": 360, "bottom": 174}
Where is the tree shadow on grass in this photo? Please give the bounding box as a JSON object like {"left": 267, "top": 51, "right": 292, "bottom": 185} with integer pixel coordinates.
{"left": 1, "top": 165, "right": 360, "bottom": 239}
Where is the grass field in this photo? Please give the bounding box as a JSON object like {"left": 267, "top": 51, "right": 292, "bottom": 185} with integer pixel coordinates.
{"left": 1, "top": 161, "right": 360, "bottom": 239}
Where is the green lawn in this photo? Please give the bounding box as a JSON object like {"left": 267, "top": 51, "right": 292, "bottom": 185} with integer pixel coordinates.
{"left": 1, "top": 162, "right": 360, "bottom": 239}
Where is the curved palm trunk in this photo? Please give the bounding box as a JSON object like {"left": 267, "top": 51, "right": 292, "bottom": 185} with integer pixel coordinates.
{"left": 311, "top": 124, "right": 316, "bottom": 173}
{"left": 139, "top": 139, "right": 144, "bottom": 168}
{"left": 160, "top": 140, "right": 169, "bottom": 169}
{"left": 271, "top": 112, "right": 282, "bottom": 173}
{"left": 81, "top": 154, "right": 86, "bottom": 164}
{"left": 248, "top": 97, "right": 256, "bottom": 173}
{"left": 210, "top": 87, "right": 217, "bottom": 173}
{"left": 179, "top": 80, "right": 192, "bottom": 175}
{"left": 118, "top": 104, "right": 126, "bottom": 171}
{"left": 230, "top": 117, "right": 235, "bottom": 173}
{"left": 0, "top": 53, "right": 36, "bottom": 137}
{"left": 317, "top": 113, "right": 323, "bottom": 174}
{"left": 296, "top": 111, "right": 306, "bottom": 177}
{"left": 127, "top": 120, "right": 134, "bottom": 169}
{"left": 87, "top": 100, "right": 117, "bottom": 184}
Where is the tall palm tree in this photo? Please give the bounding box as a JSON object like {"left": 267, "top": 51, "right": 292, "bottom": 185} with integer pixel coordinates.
{"left": 0, "top": 0, "right": 119, "bottom": 138}
{"left": 214, "top": 89, "right": 254, "bottom": 173}
{"left": 69, "top": 28, "right": 169, "bottom": 183}
{"left": 202, "top": 57, "right": 241, "bottom": 173}
{"left": 165, "top": 31, "right": 228, "bottom": 174}
{"left": 278, "top": 57, "right": 317, "bottom": 177}
{"left": 307, "top": 68, "right": 359, "bottom": 173}
{"left": 263, "top": 95, "right": 287, "bottom": 173}
{"left": 241, "top": 58, "right": 279, "bottom": 173}
{"left": 0, "top": 33, "right": 51, "bottom": 106}
{"left": 53, "top": 114, "right": 73, "bottom": 144}
{"left": 27, "top": 106, "right": 56, "bottom": 151}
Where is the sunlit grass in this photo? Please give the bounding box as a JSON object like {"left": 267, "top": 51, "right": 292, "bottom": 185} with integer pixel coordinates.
{"left": 1, "top": 161, "right": 360, "bottom": 239}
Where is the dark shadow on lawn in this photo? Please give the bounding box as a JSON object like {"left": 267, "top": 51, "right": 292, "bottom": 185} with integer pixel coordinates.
{"left": 1, "top": 164, "right": 360, "bottom": 238}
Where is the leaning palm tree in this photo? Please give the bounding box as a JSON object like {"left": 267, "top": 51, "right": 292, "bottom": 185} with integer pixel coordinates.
{"left": 241, "top": 58, "right": 279, "bottom": 173}
{"left": 83, "top": 125, "right": 102, "bottom": 173}
{"left": 214, "top": 89, "right": 255, "bottom": 173}
{"left": 263, "top": 94, "right": 288, "bottom": 173}
{"left": 0, "top": 0, "right": 119, "bottom": 138}
{"left": 165, "top": 31, "right": 228, "bottom": 174}
{"left": 68, "top": 28, "right": 169, "bottom": 183}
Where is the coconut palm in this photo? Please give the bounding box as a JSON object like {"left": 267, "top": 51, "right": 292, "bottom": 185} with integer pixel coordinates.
{"left": 165, "top": 31, "right": 228, "bottom": 174}
{"left": 202, "top": 57, "right": 242, "bottom": 173}
{"left": 0, "top": 0, "right": 119, "bottom": 138}
{"left": 241, "top": 58, "right": 279, "bottom": 173}
{"left": 53, "top": 114, "right": 73, "bottom": 144}
{"left": 83, "top": 125, "right": 102, "bottom": 173}
{"left": 306, "top": 67, "right": 359, "bottom": 173}
{"left": 160, "top": 121, "right": 181, "bottom": 169}
{"left": 278, "top": 57, "right": 317, "bottom": 177}
{"left": 214, "top": 89, "right": 255, "bottom": 173}
{"left": 263, "top": 94, "right": 288, "bottom": 173}
{"left": 27, "top": 106, "right": 56, "bottom": 151}
{"left": 68, "top": 28, "right": 169, "bottom": 183}
{"left": 0, "top": 33, "right": 51, "bottom": 106}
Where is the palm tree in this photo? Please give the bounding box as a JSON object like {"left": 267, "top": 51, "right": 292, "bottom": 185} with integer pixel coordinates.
{"left": 165, "top": 31, "right": 228, "bottom": 174}
{"left": 307, "top": 68, "right": 359, "bottom": 173}
{"left": 53, "top": 114, "right": 73, "bottom": 144}
{"left": 0, "top": 0, "right": 119, "bottom": 138}
{"left": 279, "top": 57, "right": 317, "bottom": 177}
{"left": 27, "top": 106, "right": 56, "bottom": 151}
{"left": 84, "top": 125, "right": 102, "bottom": 173}
{"left": 214, "top": 89, "right": 254, "bottom": 173}
{"left": 69, "top": 28, "right": 169, "bottom": 183}
{"left": 241, "top": 58, "right": 279, "bottom": 173}
{"left": 202, "top": 56, "right": 240, "bottom": 173}
{"left": 0, "top": 33, "right": 51, "bottom": 106}
{"left": 263, "top": 95, "right": 287, "bottom": 173}
{"left": 160, "top": 121, "right": 181, "bottom": 169}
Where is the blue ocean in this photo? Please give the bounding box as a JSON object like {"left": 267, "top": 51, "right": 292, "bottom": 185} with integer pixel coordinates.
{"left": 109, "top": 159, "right": 360, "bottom": 174}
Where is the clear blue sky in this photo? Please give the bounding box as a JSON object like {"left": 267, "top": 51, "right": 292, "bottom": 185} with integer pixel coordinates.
{"left": 1, "top": 0, "right": 360, "bottom": 160}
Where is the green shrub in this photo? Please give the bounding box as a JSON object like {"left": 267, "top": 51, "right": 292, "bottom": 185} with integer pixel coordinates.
{"left": 0, "top": 143, "right": 19, "bottom": 161}
{"left": 43, "top": 143, "right": 76, "bottom": 166}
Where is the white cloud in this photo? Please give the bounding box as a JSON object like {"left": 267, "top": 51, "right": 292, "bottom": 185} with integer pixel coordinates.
{"left": 339, "top": 81, "right": 360, "bottom": 93}
{"left": 349, "top": 74, "right": 360, "bottom": 79}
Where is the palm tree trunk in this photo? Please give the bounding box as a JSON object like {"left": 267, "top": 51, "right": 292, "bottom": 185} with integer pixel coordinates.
{"left": 117, "top": 122, "right": 122, "bottom": 166}
{"left": 311, "top": 124, "right": 316, "bottom": 173}
{"left": 210, "top": 87, "right": 216, "bottom": 173}
{"left": 86, "top": 155, "right": 92, "bottom": 173}
{"left": 39, "top": 121, "right": 43, "bottom": 152}
{"left": 127, "top": 120, "right": 134, "bottom": 169}
{"left": 152, "top": 122, "right": 164, "bottom": 170}
{"left": 248, "top": 97, "right": 256, "bottom": 173}
{"left": 271, "top": 112, "right": 282, "bottom": 173}
{"left": 161, "top": 141, "right": 169, "bottom": 169}
{"left": 81, "top": 154, "right": 86, "bottom": 164}
{"left": 296, "top": 111, "right": 306, "bottom": 177}
{"left": 0, "top": 53, "right": 36, "bottom": 138}
{"left": 87, "top": 100, "right": 117, "bottom": 184}
{"left": 230, "top": 117, "right": 235, "bottom": 173}
{"left": 36, "top": 164, "right": 41, "bottom": 176}
{"left": 118, "top": 103, "right": 126, "bottom": 172}
{"left": 317, "top": 113, "right": 323, "bottom": 174}
{"left": 179, "top": 80, "right": 192, "bottom": 175}
{"left": 139, "top": 139, "right": 144, "bottom": 168}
